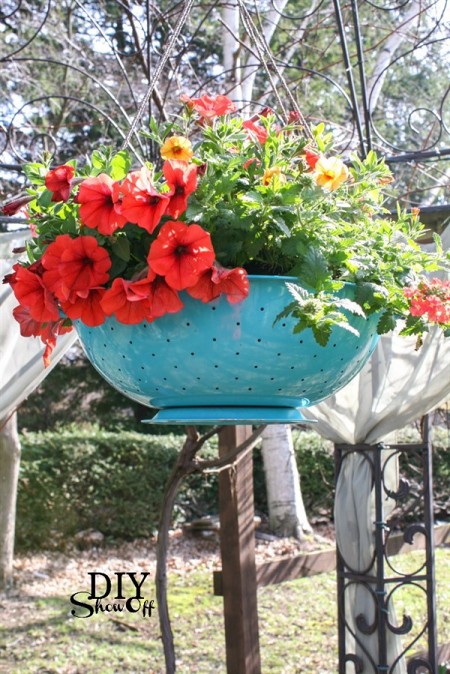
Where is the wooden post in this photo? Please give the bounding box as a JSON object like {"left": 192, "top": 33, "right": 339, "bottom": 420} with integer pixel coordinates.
{"left": 217, "top": 425, "right": 261, "bottom": 674}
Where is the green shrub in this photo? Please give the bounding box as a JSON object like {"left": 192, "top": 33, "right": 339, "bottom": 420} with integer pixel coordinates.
{"left": 16, "top": 426, "right": 337, "bottom": 551}
{"left": 17, "top": 428, "right": 187, "bottom": 550}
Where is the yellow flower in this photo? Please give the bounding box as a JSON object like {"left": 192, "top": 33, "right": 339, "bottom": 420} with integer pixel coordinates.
{"left": 313, "top": 156, "right": 348, "bottom": 191}
{"left": 262, "top": 166, "right": 285, "bottom": 186}
{"left": 160, "top": 136, "right": 193, "bottom": 161}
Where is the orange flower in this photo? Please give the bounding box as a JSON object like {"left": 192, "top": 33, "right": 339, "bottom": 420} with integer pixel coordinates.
{"left": 181, "top": 94, "right": 236, "bottom": 119}
{"left": 313, "top": 156, "right": 349, "bottom": 191}
{"left": 160, "top": 136, "right": 193, "bottom": 162}
{"left": 262, "top": 166, "right": 285, "bottom": 186}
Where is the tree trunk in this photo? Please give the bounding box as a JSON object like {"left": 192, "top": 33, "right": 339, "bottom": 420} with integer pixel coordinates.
{"left": 0, "top": 413, "right": 20, "bottom": 591}
{"left": 261, "top": 425, "right": 312, "bottom": 539}
{"left": 222, "top": 2, "right": 243, "bottom": 101}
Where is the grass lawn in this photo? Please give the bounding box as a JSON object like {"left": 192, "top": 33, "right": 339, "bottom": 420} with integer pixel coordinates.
{"left": 0, "top": 548, "right": 449, "bottom": 673}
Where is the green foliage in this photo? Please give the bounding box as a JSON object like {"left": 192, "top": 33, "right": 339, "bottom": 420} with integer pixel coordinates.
{"left": 16, "top": 428, "right": 184, "bottom": 550}
{"left": 15, "top": 426, "right": 336, "bottom": 551}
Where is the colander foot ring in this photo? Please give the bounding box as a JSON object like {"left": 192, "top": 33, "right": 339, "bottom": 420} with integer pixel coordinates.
{"left": 142, "top": 406, "right": 316, "bottom": 425}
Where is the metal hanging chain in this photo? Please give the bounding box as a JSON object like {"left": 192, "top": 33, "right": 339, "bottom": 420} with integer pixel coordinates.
{"left": 121, "top": 0, "right": 196, "bottom": 151}
{"left": 237, "top": 0, "right": 315, "bottom": 141}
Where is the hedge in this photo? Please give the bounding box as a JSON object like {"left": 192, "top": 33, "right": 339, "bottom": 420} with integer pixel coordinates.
{"left": 16, "top": 427, "right": 335, "bottom": 551}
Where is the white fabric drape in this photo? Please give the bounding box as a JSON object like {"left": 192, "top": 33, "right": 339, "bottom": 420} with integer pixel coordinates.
{"left": 0, "top": 231, "right": 76, "bottom": 425}
{"left": 303, "top": 226, "right": 450, "bottom": 672}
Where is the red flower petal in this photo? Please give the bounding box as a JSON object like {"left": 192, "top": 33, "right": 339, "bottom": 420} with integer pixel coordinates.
{"left": 61, "top": 288, "right": 106, "bottom": 327}
{"left": 163, "top": 160, "right": 198, "bottom": 219}
{"left": 9, "top": 263, "right": 60, "bottom": 322}
{"left": 77, "top": 174, "right": 127, "bottom": 234}
{"left": 42, "top": 234, "right": 111, "bottom": 302}
{"left": 45, "top": 164, "right": 75, "bottom": 202}
{"left": 100, "top": 277, "right": 154, "bottom": 324}
{"left": 148, "top": 221, "right": 215, "bottom": 290}
{"left": 121, "top": 167, "right": 170, "bottom": 234}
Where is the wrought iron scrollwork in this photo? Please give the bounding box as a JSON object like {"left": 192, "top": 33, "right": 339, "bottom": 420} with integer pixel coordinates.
{"left": 335, "top": 417, "right": 437, "bottom": 673}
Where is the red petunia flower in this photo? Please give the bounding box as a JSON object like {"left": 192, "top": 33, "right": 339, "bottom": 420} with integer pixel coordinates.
{"left": 287, "top": 111, "right": 301, "bottom": 124}
{"left": 100, "top": 276, "right": 155, "bottom": 324}
{"left": 12, "top": 305, "right": 73, "bottom": 367}
{"left": 181, "top": 94, "right": 236, "bottom": 119}
{"left": 120, "top": 166, "right": 170, "bottom": 234}
{"left": 8, "top": 262, "right": 60, "bottom": 323}
{"left": 61, "top": 287, "right": 107, "bottom": 327}
{"left": 45, "top": 164, "right": 75, "bottom": 202}
{"left": 163, "top": 160, "right": 198, "bottom": 219}
{"left": 243, "top": 119, "right": 268, "bottom": 145}
{"left": 77, "top": 174, "right": 127, "bottom": 234}
{"left": 42, "top": 234, "right": 112, "bottom": 302}
{"left": 243, "top": 157, "right": 261, "bottom": 171}
{"left": 148, "top": 276, "right": 184, "bottom": 318}
{"left": 304, "top": 148, "right": 321, "bottom": 170}
{"left": 187, "top": 263, "right": 249, "bottom": 304}
{"left": 148, "top": 221, "right": 215, "bottom": 290}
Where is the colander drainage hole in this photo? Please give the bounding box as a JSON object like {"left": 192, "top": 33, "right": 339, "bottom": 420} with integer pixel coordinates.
{"left": 212, "top": 337, "right": 217, "bottom": 342}
{"left": 103, "top": 343, "right": 107, "bottom": 348}
{"left": 260, "top": 307, "right": 265, "bottom": 312}
{"left": 141, "top": 366, "right": 145, "bottom": 370}
{"left": 129, "top": 340, "right": 133, "bottom": 345}
{"left": 214, "top": 365, "right": 219, "bottom": 368}
{"left": 248, "top": 387, "right": 253, "bottom": 391}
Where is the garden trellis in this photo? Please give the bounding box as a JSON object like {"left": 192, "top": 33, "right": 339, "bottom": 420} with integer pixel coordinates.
{"left": 1, "top": 0, "right": 450, "bottom": 672}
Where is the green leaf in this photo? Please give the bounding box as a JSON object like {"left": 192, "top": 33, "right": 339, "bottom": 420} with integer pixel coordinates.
{"left": 91, "top": 150, "right": 104, "bottom": 170}
{"left": 38, "top": 190, "right": 53, "bottom": 208}
{"left": 299, "top": 247, "right": 329, "bottom": 290}
{"left": 111, "top": 236, "right": 131, "bottom": 262}
{"left": 334, "top": 298, "right": 366, "bottom": 318}
{"left": 377, "top": 311, "right": 397, "bottom": 334}
{"left": 285, "top": 282, "right": 309, "bottom": 304}
{"left": 110, "top": 151, "right": 132, "bottom": 180}
{"left": 272, "top": 216, "right": 291, "bottom": 237}
{"left": 313, "top": 323, "right": 331, "bottom": 346}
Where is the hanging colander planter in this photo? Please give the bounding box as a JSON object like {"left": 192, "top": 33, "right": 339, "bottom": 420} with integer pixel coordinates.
{"left": 74, "top": 276, "right": 380, "bottom": 424}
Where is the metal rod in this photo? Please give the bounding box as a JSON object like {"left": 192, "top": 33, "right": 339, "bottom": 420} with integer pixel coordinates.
{"left": 422, "top": 414, "right": 438, "bottom": 672}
